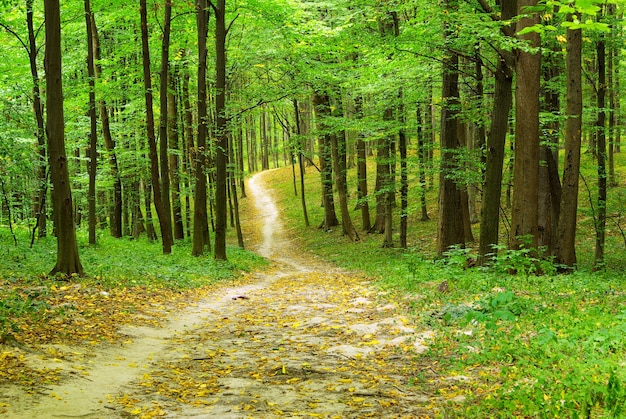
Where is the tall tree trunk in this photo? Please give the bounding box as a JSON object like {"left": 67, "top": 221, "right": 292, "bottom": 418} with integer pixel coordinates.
{"left": 594, "top": 26, "right": 607, "bottom": 270}
{"left": 436, "top": 0, "right": 464, "bottom": 256}
{"left": 159, "top": 0, "right": 174, "bottom": 245}
{"left": 510, "top": 0, "right": 540, "bottom": 252}
{"left": 294, "top": 99, "right": 310, "bottom": 227}
{"left": 416, "top": 104, "right": 429, "bottom": 222}
{"left": 354, "top": 96, "right": 371, "bottom": 231}
{"left": 555, "top": 19, "right": 582, "bottom": 269}
{"left": 398, "top": 93, "right": 408, "bottom": 249}
{"left": 90, "top": 13, "right": 122, "bottom": 239}
{"left": 84, "top": 0, "right": 98, "bottom": 245}
{"left": 214, "top": 0, "right": 228, "bottom": 260}
{"left": 313, "top": 92, "right": 339, "bottom": 230}
{"left": 192, "top": 0, "right": 211, "bottom": 255}
{"left": 181, "top": 58, "right": 194, "bottom": 239}
{"left": 331, "top": 129, "right": 359, "bottom": 242}
{"left": 477, "top": 0, "right": 516, "bottom": 264}
{"left": 140, "top": 0, "right": 172, "bottom": 254}
{"left": 45, "top": 0, "right": 83, "bottom": 276}
{"left": 169, "top": 66, "right": 184, "bottom": 240}
{"left": 27, "top": 0, "right": 47, "bottom": 238}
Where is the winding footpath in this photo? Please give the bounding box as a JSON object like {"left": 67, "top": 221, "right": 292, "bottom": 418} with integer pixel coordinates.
{"left": 3, "top": 171, "right": 434, "bottom": 418}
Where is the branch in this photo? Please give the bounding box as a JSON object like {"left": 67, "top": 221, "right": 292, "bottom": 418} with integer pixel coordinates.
{"left": 0, "top": 22, "right": 29, "bottom": 54}
{"left": 226, "top": 13, "right": 239, "bottom": 36}
{"left": 474, "top": 0, "right": 499, "bottom": 21}
{"left": 227, "top": 92, "right": 292, "bottom": 122}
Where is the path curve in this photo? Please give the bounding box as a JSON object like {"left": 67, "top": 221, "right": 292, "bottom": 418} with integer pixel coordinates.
{"left": 2, "top": 170, "right": 433, "bottom": 418}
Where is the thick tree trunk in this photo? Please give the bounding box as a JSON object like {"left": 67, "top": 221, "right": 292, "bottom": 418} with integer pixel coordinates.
{"left": 510, "top": 0, "right": 540, "bottom": 252}
{"left": 214, "top": 0, "right": 228, "bottom": 260}
{"left": 436, "top": 0, "right": 464, "bottom": 256}
{"left": 192, "top": 0, "right": 211, "bottom": 255}
{"left": 45, "top": 0, "right": 83, "bottom": 276}
{"left": 140, "top": 0, "right": 172, "bottom": 254}
{"left": 555, "top": 22, "right": 583, "bottom": 269}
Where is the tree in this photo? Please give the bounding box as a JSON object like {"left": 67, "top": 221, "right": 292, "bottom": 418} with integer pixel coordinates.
{"left": 139, "top": 0, "right": 173, "bottom": 254}
{"left": 192, "top": 0, "right": 211, "bottom": 256}
{"left": 555, "top": 14, "right": 583, "bottom": 269}
{"left": 213, "top": 0, "right": 228, "bottom": 260}
{"left": 45, "top": 0, "right": 83, "bottom": 276}
{"left": 436, "top": 0, "right": 465, "bottom": 256}
{"left": 509, "top": 0, "right": 541, "bottom": 252}
{"left": 84, "top": 0, "right": 98, "bottom": 245}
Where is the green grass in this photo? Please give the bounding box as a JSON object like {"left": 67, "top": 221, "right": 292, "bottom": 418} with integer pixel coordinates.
{"left": 262, "top": 154, "right": 626, "bottom": 418}
{"left": 0, "top": 227, "right": 266, "bottom": 289}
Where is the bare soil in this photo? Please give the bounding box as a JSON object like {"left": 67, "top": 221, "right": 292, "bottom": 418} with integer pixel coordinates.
{"left": 1, "top": 171, "right": 435, "bottom": 418}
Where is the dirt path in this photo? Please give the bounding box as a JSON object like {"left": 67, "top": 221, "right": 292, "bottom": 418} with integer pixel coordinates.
{"left": 2, "top": 171, "right": 434, "bottom": 418}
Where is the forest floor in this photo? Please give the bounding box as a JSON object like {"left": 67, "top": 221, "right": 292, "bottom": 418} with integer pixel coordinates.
{"left": 0, "top": 171, "right": 438, "bottom": 418}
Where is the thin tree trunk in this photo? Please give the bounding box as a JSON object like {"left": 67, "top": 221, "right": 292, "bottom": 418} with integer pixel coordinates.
{"left": 214, "top": 0, "right": 228, "bottom": 260}
{"left": 331, "top": 130, "right": 359, "bottom": 241}
{"left": 158, "top": 0, "right": 174, "bottom": 246}
{"left": 84, "top": 0, "right": 98, "bottom": 245}
{"left": 399, "top": 93, "right": 408, "bottom": 249}
{"left": 594, "top": 27, "right": 607, "bottom": 270}
{"left": 169, "top": 66, "right": 184, "bottom": 240}
{"left": 354, "top": 96, "right": 371, "bottom": 231}
{"left": 90, "top": 14, "right": 122, "bottom": 239}
{"left": 27, "top": 0, "right": 47, "bottom": 238}
{"left": 294, "top": 99, "right": 310, "bottom": 227}
{"left": 45, "top": 0, "right": 83, "bottom": 276}
{"left": 416, "top": 104, "right": 429, "bottom": 222}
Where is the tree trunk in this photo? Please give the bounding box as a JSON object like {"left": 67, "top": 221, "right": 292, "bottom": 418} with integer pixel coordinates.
{"left": 416, "top": 104, "right": 429, "bottom": 222}
{"left": 331, "top": 129, "right": 359, "bottom": 241}
{"left": 313, "top": 92, "right": 339, "bottom": 230}
{"left": 594, "top": 28, "right": 607, "bottom": 270}
{"left": 169, "top": 66, "right": 184, "bottom": 240}
{"left": 27, "top": 0, "right": 47, "bottom": 238}
{"left": 84, "top": 0, "right": 98, "bottom": 245}
{"left": 555, "top": 19, "right": 583, "bottom": 269}
{"left": 293, "top": 99, "right": 310, "bottom": 227}
{"left": 45, "top": 0, "right": 83, "bottom": 276}
{"left": 436, "top": 0, "right": 464, "bottom": 256}
{"left": 192, "top": 0, "right": 211, "bottom": 255}
{"left": 140, "top": 0, "right": 172, "bottom": 254}
{"left": 510, "top": 0, "right": 540, "bottom": 252}
{"left": 90, "top": 13, "right": 122, "bottom": 239}
{"left": 399, "top": 94, "right": 408, "bottom": 249}
{"left": 214, "top": 0, "right": 228, "bottom": 260}
{"left": 158, "top": 0, "right": 174, "bottom": 245}
{"left": 354, "top": 96, "right": 371, "bottom": 231}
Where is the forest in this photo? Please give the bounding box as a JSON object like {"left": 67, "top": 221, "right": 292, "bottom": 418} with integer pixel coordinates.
{"left": 1, "top": 0, "right": 626, "bottom": 417}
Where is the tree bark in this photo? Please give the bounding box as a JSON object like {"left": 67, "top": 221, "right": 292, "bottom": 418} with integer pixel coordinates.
{"left": 214, "top": 0, "right": 228, "bottom": 260}
{"left": 510, "top": 0, "right": 540, "bottom": 252}
{"left": 90, "top": 13, "right": 122, "bottom": 239}
{"left": 192, "top": 0, "right": 211, "bottom": 255}
{"left": 140, "top": 0, "right": 172, "bottom": 254}
{"left": 313, "top": 92, "right": 339, "bottom": 230}
{"left": 26, "top": 0, "right": 47, "bottom": 238}
{"left": 169, "top": 66, "right": 184, "bottom": 240}
{"left": 84, "top": 0, "right": 98, "bottom": 245}
{"left": 293, "top": 99, "right": 310, "bottom": 227}
{"left": 436, "top": 0, "right": 464, "bottom": 256}
{"left": 158, "top": 0, "right": 174, "bottom": 244}
{"left": 594, "top": 27, "right": 607, "bottom": 270}
{"left": 45, "top": 0, "right": 83, "bottom": 276}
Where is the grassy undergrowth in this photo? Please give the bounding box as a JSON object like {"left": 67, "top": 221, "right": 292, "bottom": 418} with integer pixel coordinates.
{"left": 0, "top": 226, "right": 266, "bottom": 349}
{"left": 261, "top": 163, "right": 626, "bottom": 418}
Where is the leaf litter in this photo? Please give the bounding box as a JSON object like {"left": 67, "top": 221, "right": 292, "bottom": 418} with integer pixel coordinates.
{"left": 1, "top": 171, "right": 437, "bottom": 418}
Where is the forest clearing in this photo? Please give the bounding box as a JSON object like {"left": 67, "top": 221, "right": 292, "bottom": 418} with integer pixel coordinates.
{"left": 2, "top": 0, "right": 626, "bottom": 417}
